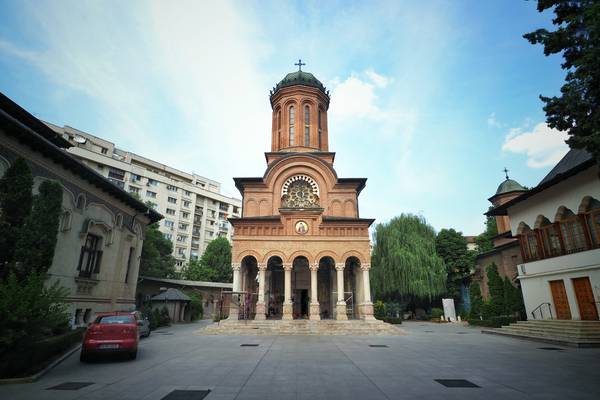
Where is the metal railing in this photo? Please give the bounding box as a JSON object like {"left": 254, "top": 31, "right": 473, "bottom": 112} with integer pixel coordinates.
{"left": 531, "top": 302, "right": 553, "bottom": 320}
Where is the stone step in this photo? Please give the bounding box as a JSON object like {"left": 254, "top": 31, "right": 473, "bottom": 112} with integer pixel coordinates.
{"left": 497, "top": 327, "right": 600, "bottom": 339}
{"left": 502, "top": 325, "right": 600, "bottom": 335}
{"left": 517, "top": 320, "right": 600, "bottom": 327}
{"left": 482, "top": 328, "right": 600, "bottom": 348}
{"left": 199, "top": 320, "right": 403, "bottom": 336}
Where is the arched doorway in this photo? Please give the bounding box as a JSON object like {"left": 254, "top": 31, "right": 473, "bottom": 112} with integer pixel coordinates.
{"left": 266, "top": 256, "right": 284, "bottom": 319}
{"left": 240, "top": 255, "right": 258, "bottom": 320}
{"left": 318, "top": 256, "right": 335, "bottom": 319}
{"left": 292, "top": 256, "right": 310, "bottom": 319}
{"left": 344, "top": 256, "right": 361, "bottom": 319}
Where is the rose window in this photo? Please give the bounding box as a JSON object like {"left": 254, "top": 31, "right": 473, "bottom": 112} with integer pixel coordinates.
{"left": 281, "top": 175, "right": 320, "bottom": 208}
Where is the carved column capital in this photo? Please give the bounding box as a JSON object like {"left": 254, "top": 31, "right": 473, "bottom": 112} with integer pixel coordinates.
{"left": 283, "top": 263, "right": 293, "bottom": 271}
{"left": 310, "top": 263, "right": 319, "bottom": 272}
{"left": 258, "top": 263, "right": 268, "bottom": 272}
{"left": 231, "top": 262, "right": 241, "bottom": 272}
{"left": 360, "top": 263, "right": 371, "bottom": 271}
{"left": 335, "top": 263, "right": 345, "bottom": 272}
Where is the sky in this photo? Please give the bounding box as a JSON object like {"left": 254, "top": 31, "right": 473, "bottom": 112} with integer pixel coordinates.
{"left": 0, "top": 0, "right": 568, "bottom": 235}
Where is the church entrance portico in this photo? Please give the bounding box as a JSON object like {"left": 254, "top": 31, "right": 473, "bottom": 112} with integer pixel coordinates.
{"left": 231, "top": 248, "right": 373, "bottom": 321}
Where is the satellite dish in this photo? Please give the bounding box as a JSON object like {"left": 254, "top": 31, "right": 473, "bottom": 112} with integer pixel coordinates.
{"left": 73, "top": 135, "right": 86, "bottom": 144}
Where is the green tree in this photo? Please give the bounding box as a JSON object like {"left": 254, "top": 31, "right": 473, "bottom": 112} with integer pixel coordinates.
{"left": 525, "top": 1, "right": 600, "bottom": 164}
{"left": 435, "top": 228, "right": 474, "bottom": 302}
{"left": 484, "top": 263, "right": 505, "bottom": 317}
{"left": 13, "top": 181, "right": 63, "bottom": 278}
{"left": 469, "top": 281, "right": 483, "bottom": 317}
{"left": 371, "top": 214, "right": 446, "bottom": 301}
{"left": 475, "top": 215, "right": 497, "bottom": 254}
{"left": 0, "top": 158, "right": 33, "bottom": 271}
{"left": 184, "top": 237, "right": 232, "bottom": 282}
{"left": 0, "top": 272, "right": 69, "bottom": 353}
{"left": 139, "top": 223, "right": 177, "bottom": 279}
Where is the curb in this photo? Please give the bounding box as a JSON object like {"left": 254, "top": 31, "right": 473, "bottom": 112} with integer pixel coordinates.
{"left": 0, "top": 344, "right": 81, "bottom": 385}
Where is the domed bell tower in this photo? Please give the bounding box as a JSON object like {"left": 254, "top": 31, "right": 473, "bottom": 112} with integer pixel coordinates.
{"left": 269, "top": 60, "right": 330, "bottom": 153}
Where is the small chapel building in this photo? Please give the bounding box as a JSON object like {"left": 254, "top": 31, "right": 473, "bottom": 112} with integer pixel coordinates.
{"left": 228, "top": 65, "right": 375, "bottom": 321}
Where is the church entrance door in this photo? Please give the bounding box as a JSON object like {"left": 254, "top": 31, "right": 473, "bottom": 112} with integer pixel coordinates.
{"left": 266, "top": 256, "right": 284, "bottom": 319}
{"left": 292, "top": 256, "right": 310, "bottom": 319}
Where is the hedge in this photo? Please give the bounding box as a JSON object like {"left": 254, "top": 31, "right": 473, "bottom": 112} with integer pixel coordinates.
{"left": 0, "top": 328, "right": 85, "bottom": 378}
{"left": 467, "top": 316, "right": 517, "bottom": 328}
{"left": 381, "top": 317, "right": 402, "bottom": 324}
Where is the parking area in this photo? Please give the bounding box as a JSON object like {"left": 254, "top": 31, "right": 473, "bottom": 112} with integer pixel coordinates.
{"left": 1, "top": 320, "right": 600, "bottom": 399}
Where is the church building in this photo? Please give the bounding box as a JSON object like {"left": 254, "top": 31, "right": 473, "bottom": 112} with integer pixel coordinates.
{"left": 228, "top": 64, "right": 375, "bottom": 321}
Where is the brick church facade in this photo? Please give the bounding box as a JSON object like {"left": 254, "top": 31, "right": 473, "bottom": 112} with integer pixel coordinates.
{"left": 229, "top": 65, "right": 375, "bottom": 321}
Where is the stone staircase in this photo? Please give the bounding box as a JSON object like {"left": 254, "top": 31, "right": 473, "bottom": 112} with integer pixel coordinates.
{"left": 198, "top": 319, "right": 404, "bottom": 336}
{"left": 482, "top": 320, "right": 600, "bottom": 347}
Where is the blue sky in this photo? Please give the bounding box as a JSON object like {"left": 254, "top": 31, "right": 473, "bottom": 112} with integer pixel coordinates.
{"left": 0, "top": 0, "right": 568, "bottom": 235}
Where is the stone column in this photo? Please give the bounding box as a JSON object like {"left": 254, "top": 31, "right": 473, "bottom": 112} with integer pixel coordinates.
{"left": 335, "top": 263, "right": 347, "bottom": 320}
{"left": 282, "top": 263, "right": 293, "bottom": 320}
{"left": 255, "top": 263, "right": 267, "bottom": 320}
{"left": 309, "top": 263, "right": 320, "bottom": 320}
{"left": 360, "top": 263, "right": 375, "bottom": 320}
{"left": 229, "top": 262, "right": 241, "bottom": 320}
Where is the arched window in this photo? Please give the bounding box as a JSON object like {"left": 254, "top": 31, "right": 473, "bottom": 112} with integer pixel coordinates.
{"left": 557, "top": 207, "right": 588, "bottom": 253}
{"left": 318, "top": 109, "right": 322, "bottom": 149}
{"left": 581, "top": 196, "right": 600, "bottom": 247}
{"left": 289, "top": 106, "right": 295, "bottom": 146}
{"left": 277, "top": 110, "right": 281, "bottom": 130}
{"left": 538, "top": 217, "right": 562, "bottom": 258}
{"left": 518, "top": 224, "right": 539, "bottom": 262}
{"left": 76, "top": 193, "right": 86, "bottom": 210}
{"left": 304, "top": 105, "right": 310, "bottom": 146}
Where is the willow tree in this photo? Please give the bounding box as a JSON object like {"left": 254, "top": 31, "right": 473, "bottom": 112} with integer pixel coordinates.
{"left": 371, "top": 214, "right": 446, "bottom": 303}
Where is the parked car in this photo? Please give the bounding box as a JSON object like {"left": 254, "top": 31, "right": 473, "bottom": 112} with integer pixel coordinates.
{"left": 80, "top": 313, "right": 139, "bottom": 362}
{"left": 131, "top": 311, "right": 151, "bottom": 338}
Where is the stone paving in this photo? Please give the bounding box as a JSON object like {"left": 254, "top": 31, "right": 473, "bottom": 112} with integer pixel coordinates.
{"left": 1, "top": 320, "right": 600, "bottom": 399}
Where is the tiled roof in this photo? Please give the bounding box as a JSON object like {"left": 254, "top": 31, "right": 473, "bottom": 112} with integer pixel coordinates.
{"left": 150, "top": 288, "right": 191, "bottom": 302}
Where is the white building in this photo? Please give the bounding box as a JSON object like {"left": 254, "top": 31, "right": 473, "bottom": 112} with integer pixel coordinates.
{"left": 489, "top": 149, "right": 600, "bottom": 321}
{"left": 46, "top": 123, "right": 241, "bottom": 270}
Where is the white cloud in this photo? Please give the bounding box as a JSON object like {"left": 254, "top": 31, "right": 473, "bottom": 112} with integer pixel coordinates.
{"left": 329, "top": 73, "right": 386, "bottom": 120}
{"left": 502, "top": 122, "right": 569, "bottom": 168}
{"left": 0, "top": 0, "right": 270, "bottom": 198}
{"left": 487, "top": 112, "right": 502, "bottom": 128}
{"left": 365, "top": 68, "right": 390, "bottom": 88}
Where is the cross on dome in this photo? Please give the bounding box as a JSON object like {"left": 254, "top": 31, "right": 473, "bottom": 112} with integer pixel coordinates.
{"left": 294, "top": 59, "right": 306, "bottom": 71}
{"left": 503, "top": 167, "right": 510, "bottom": 180}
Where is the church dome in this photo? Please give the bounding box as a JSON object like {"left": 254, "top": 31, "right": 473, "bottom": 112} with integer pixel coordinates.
{"left": 496, "top": 178, "right": 526, "bottom": 195}
{"left": 271, "top": 70, "right": 328, "bottom": 97}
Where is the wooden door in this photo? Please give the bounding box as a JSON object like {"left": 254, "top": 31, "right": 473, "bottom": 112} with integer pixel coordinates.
{"left": 572, "top": 277, "right": 599, "bottom": 321}
{"left": 549, "top": 280, "right": 572, "bottom": 320}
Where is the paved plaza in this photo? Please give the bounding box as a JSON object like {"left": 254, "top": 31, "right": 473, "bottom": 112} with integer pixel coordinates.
{"left": 1, "top": 321, "right": 600, "bottom": 400}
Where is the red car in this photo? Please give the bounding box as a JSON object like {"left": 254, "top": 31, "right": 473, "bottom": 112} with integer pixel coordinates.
{"left": 80, "top": 313, "right": 139, "bottom": 362}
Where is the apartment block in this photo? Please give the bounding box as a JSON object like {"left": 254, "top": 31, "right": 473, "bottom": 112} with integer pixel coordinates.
{"left": 46, "top": 123, "right": 241, "bottom": 270}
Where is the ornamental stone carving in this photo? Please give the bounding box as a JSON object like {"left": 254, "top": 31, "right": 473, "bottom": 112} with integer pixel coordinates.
{"left": 335, "top": 263, "right": 345, "bottom": 271}
{"left": 281, "top": 175, "right": 320, "bottom": 208}
{"left": 258, "top": 263, "right": 267, "bottom": 271}
{"left": 231, "top": 263, "right": 241, "bottom": 272}
{"left": 283, "top": 263, "right": 293, "bottom": 271}
{"left": 309, "top": 263, "right": 319, "bottom": 272}
{"left": 360, "top": 263, "right": 371, "bottom": 271}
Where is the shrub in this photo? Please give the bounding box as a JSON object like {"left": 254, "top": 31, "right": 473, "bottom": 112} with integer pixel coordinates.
{"left": 0, "top": 328, "right": 84, "bottom": 378}
{"left": 467, "top": 315, "right": 517, "bottom": 328}
{"left": 186, "top": 291, "right": 204, "bottom": 321}
{"left": 160, "top": 306, "right": 171, "bottom": 326}
{"left": 382, "top": 317, "right": 402, "bottom": 324}
{"left": 0, "top": 272, "right": 69, "bottom": 353}
{"left": 430, "top": 307, "right": 444, "bottom": 319}
{"left": 374, "top": 300, "right": 385, "bottom": 320}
